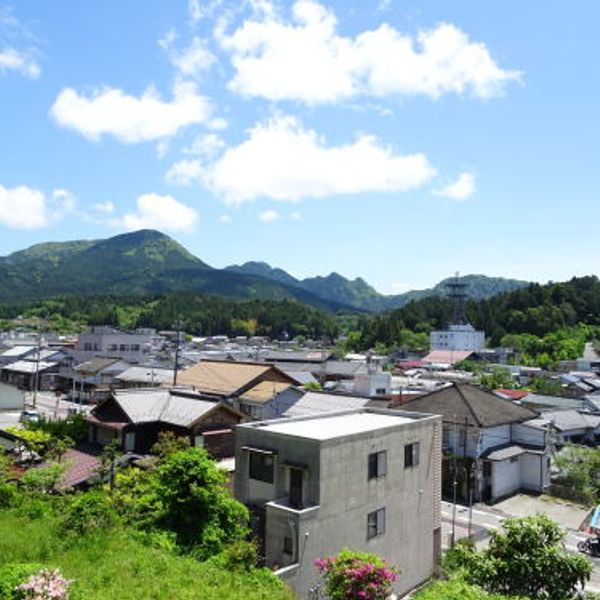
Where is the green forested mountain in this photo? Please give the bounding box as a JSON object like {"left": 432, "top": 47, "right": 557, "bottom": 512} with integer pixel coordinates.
{"left": 226, "top": 261, "right": 529, "bottom": 312}
{"left": 0, "top": 230, "right": 352, "bottom": 312}
{"left": 0, "top": 293, "right": 339, "bottom": 339}
{"left": 356, "top": 276, "right": 600, "bottom": 353}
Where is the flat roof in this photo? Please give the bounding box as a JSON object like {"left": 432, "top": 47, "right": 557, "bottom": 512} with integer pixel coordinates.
{"left": 246, "top": 410, "right": 419, "bottom": 441}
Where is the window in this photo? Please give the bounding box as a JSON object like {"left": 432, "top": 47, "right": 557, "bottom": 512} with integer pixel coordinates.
{"left": 283, "top": 536, "right": 293, "bottom": 555}
{"left": 367, "top": 508, "right": 386, "bottom": 539}
{"left": 249, "top": 452, "right": 274, "bottom": 483}
{"left": 119, "top": 344, "right": 129, "bottom": 352}
{"left": 107, "top": 344, "right": 118, "bottom": 352}
{"left": 375, "top": 388, "right": 387, "bottom": 395}
{"left": 368, "top": 450, "right": 387, "bottom": 480}
{"left": 483, "top": 461, "right": 492, "bottom": 477}
{"left": 83, "top": 342, "right": 92, "bottom": 351}
{"left": 404, "top": 442, "right": 419, "bottom": 468}
{"left": 131, "top": 344, "right": 140, "bottom": 351}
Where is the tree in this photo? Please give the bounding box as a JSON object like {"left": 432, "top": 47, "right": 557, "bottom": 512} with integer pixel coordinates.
{"left": 156, "top": 447, "right": 249, "bottom": 557}
{"left": 46, "top": 436, "right": 74, "bottom": 463}
{"left": 554, "top": 444, "right": 600, "bottom": 504}
{"left": 151, "top": 431, "right": 190, "bottom": 460}
{"left": 449, "top": 515, "right": 592, "bottom": 600}
{"left": 99, "top": 441, "right": 122, "bottom": 494}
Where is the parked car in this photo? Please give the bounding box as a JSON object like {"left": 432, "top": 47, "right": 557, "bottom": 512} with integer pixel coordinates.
{"left": 19, "top": 409, "right": 40, "bottom": 424}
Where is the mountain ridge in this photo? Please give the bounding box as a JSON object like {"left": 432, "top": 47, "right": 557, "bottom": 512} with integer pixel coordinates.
{"left": 0, "top": 230, "right": 530, "bottom": 313}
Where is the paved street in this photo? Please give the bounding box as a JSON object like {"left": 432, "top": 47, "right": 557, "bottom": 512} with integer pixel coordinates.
{"left": 441, "top": 500, "right": 600, "bottom": 592}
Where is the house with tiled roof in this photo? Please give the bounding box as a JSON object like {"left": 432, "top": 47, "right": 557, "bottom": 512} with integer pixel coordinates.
{"left": 87, "top": 388, "right": 247, "bottom": 455}
{"left": 177, "top": 359, "right": 300, "bottom": 398}
{"left": 401, "top": 383, "right": 551, "bottom": 503}
{"left": 233, "top": 381, "right": 304, "bottom": 421}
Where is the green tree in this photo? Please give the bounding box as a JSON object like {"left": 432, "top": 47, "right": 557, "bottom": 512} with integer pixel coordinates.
{"left": 151, "top": 431, "right": 190, "bottom": 460}
{"left": 156, "top": 447, "right": 249, "bottom": 556}
{"left": 450, "top": 515, "right": 592, "bottom": 600}
{"left": 20, "top": 462, "right": 66, "bottom": 494}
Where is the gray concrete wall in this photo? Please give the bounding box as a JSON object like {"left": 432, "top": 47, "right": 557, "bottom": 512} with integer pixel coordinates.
{"left": 235, "top": 414, "right": 442, "bottom": 599}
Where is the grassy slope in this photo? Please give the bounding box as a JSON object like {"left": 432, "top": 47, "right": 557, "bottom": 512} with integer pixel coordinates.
{"left": 0, "top": 508, "right": 293, "bottom": 600}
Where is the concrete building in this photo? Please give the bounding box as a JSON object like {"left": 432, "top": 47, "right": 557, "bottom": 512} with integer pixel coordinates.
{"left": 235, "top": 408, "right": 442, "bottom": 599}
{"left": 73, "top": 326, "right": 156, "bottom": 364}
{"left": 430, "top": 324, "right": 485, "bottom": 352}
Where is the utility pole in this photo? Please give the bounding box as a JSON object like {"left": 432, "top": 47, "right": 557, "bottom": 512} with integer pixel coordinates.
{"left": 32, "top": 333, "right": 41, "bottom": 409}
{"left": 451, "top": 414, "right": 458, "bottom": 547}
{"left": 172, "top": 319, "right": 183, "bottom": 386}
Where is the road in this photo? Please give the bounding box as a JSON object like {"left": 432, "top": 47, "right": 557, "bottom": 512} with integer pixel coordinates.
{"left": 441, "top": 500, "right": 600, "bottom": 592}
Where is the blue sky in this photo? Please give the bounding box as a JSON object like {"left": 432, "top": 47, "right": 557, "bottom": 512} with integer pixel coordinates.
{"left": 0, "top": 1, "right": 598, "bottom": 294}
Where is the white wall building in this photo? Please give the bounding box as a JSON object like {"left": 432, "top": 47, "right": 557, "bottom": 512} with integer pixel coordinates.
{"left": 72, "top": 326, "right": 156, "bottom": 364}
{"left": 430, "top": 324, "right": 485, "bottom": 352}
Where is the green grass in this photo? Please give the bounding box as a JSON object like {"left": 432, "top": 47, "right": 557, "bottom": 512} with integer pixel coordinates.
{"left": 0, "top": 507, "right": 294, "bottom": 600}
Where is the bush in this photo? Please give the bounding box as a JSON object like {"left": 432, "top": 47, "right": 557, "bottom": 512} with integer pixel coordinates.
{"left": 17, "top": 568, "right": 72, "bottom": 600}
{"left": 59, "top": 491, "right": 115, "bottom": 535}
{"left": 208, "top": 540, "right": 259, "bottom": 572}
{"left": 314, "top": 548, "right": 398, "bottom": 600}
{"left": 20, "top": 464, "right": 66, "bottom": 494}
{"left": 0, "top": 563, "right": 43, "bottom": 600}
{"left": 0, "top": 484, "right": 17, "bottom": 509}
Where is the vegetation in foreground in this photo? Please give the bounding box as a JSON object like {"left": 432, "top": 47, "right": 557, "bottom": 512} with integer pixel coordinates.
{"left": 0, "top": 434, "right": 292, "bottom": 600}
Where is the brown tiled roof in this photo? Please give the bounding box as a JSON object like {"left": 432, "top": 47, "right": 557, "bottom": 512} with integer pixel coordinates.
{"left": 238, "top": 380, "right": 293, "bottom": 404}
{"left": 177, "top": 360, "right": 289, "bottom": 396}
{"left": 400, "top": 383, "right": 538, "bottom": 428}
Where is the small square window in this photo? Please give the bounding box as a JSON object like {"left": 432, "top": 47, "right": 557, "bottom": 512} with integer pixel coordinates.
{"left": 249, "top": 452, "right": 274, "bottom": 483}
{"left": 367, "top": 508, "right": 386, "bottom": 539}
{"left": 404, "top": 442, "right": 419, "bottom": 468}
{"left": 368, "top": 451, "right": 387, "bottom": 480}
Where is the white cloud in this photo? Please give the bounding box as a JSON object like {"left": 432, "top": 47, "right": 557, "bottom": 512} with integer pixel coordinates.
{"left": 0, "top": 9, "right": 41, "bottom": 79}
{"left": 433, "top": 172, "right": 476, "bottom": 201}
{"left": 117, "top": 193, "right": 198, "bottom": 233}
{"left": 50, "top": 81, "right": 212, "bottom": 143}
{"left": 219, "top": 214, "right": 231, "bottom": 223}
{"left": 290, "top": 211, "right": 301, "bottom": 220}
{"left": 0, "top": 184, "right": 74, "bottom": 229}
{"left": 165, "top": 159, "right": 206, "bottom": 186}
{"left": 259, "top": 209, "right": 280, "bottom": 222}
{"left": 196, "top": 114, "right": 435, "bottom": 203}
{"left": 92, "top": 200, "right": 115, "bottom": 214}
{"left": 189, "top": 0, "right": 223, "bottom": 23}
{"left": 0, "top": 47, "right": 40, "bottom": 78}
{"left": 184, "top": 133, "right": 226, "bottom": 157}
{"left": 172, "top": 37, "right": 215, "bottom": 77}
{"left": 218, "top": 0, "right": 520, "bottom": 104}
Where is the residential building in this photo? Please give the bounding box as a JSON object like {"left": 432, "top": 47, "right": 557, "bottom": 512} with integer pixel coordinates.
{"left": 401, "top": 383, "right": 551, "bottom": 503}
{"left": 64, "top": 357, "right": 131, "bottom": 403}
{"left": 430, "top": 325, "right": 485, "bottom": 352}
{"left": 177, "top": 360, "right": 300, "bottom": 399}
{"left": 524, "top": 410, "right": 600, "bottom": 446}
{"left": 282, "top": 390, "right": 374, "bottom": 418}
{"left": 114, "top": 365, "right": 175, "bottom": 388}
{"left": 233, "top": 381, "right": 304, "bottom": 421}
{"left": 235, "top": 408, "right": 442, "bottom": 598}
{"left": 87, "top": 388, "right": 247, "bottom": 455}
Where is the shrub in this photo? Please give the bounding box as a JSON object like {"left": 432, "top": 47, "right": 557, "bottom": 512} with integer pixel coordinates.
{"left": 0, "top": 563, "right": 43, "bottom": 600}
{"left": 0, "top": 484, "right": 18, "bottom": 508}
{"left": 20, "top": 464, "right": 66, "bottom": 494}
{"left": 208, "top": 540, "right": 259, "bottom": 572}
{"left": 59, "top": 491, "right": 115, "bottom": 535}
{"left": 314, "top": 548, "right": 398, "bottom": 600}
{"left": 17, "top": 568, "right": 72, "bottom": 600}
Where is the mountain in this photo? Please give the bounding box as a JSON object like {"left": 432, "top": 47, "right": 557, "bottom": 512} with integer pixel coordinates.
{"left": 0, "top": 230, "right": 529, "bottom": 314}
{"left": 226, "top": 262, "right": 529, "bottom": 312}
{"left": 0, "top": 231, "right": 352, "bottom": 312}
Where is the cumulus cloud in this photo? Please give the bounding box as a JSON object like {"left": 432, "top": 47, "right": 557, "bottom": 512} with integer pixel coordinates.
{"left": 0, "top": 184, "right": 74, "bottom": 229}
{"left": 160, "top": 30, "right": 215, "bottom": 78}
{"left": 259, "top": 209, "right": 280, "bottom": 222}
{"left": 184, "top": 133, "right": 226, "bottom": 157}
{"left": 189, "top": 0, "right": 223, "bottom": 23}
{"left": 165, "top": 159, "right": 206, "bottom": 186}
{"left": 116, "top": 193, "right": 198, "bottom": 233}
{"left": 189, "top": 114, "right": 435, "bottom": 203}
{"left": 218, "top": 0, "right": 521, "bottom": 104}
{"left": 290, "top": 211, "right": 301, "bottom": 220}
{"left": 219, "top": 214, "right": 231, "bottom": 223}
{"left": 433, "top": 172, "right": 476, "bottom": 201}
{"left": 50, "top": 81, "right": 212, "bottom": 143}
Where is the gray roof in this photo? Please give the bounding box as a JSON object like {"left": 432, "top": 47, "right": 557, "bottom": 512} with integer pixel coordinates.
{"left": 520, "top": 394, "right": 585, "bottom": 412}
{"left": 525, "top": 409, "right": 600, "bottom": 433}
{"left": 113, "top": 389, "right": 220, "bottom": 427}
{"left": 278, "top": 369, "right": 317, "bottom": 385}
{"left": 484, "top": 444, "right": 526, "bottom": 461}
{"left": 274, "top": 360, "right": 367, "bottom": 378}
{"left": 401, "top": 383, "right": 538, "bottom": 428}
{"left": 2, "top": 360, "right": 57, "bottom": 373}
{"left": 283, "top": 391, "right": 371, "bottom": 418}
{"left": 75, "top": 356, "right": 126, "bottom": 375}
{"left": 0, "top": 345, "right": 35, "bottom": 357}
{"left": 584, "top": 395, "right": 600, "bottom": 413}
{"left": 115, "top": 366, "right": 174, "bottom": 385}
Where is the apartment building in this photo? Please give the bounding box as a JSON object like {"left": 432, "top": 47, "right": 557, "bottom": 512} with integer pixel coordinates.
{"left": 234, "top": 408, "right": 442, "bottom": 599}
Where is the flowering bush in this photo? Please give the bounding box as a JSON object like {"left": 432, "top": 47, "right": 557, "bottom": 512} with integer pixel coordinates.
{"left": 17, "top": 569, "right": 72, "bottom": 600}
{"left": 315, "top": 549, "right": 398, "bottom": 600}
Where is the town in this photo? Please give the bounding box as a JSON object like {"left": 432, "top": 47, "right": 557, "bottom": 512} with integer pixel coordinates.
{"left": 0, "top": 274, "right": 599, "bottom": 599}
